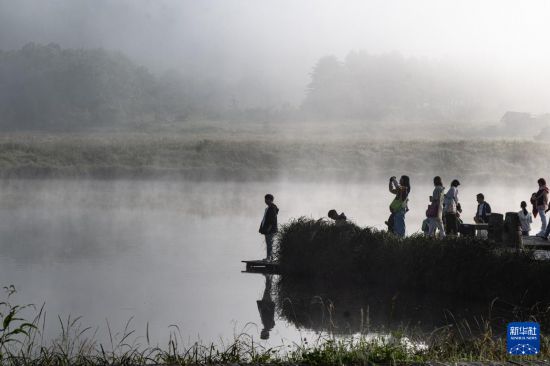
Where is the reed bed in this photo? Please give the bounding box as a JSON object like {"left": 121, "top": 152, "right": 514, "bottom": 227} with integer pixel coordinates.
{"left": 0, "top": 134, "right": 548, "bottom": 181}
{"left": 276, "top": 218, "right": 550, "bottom": 305}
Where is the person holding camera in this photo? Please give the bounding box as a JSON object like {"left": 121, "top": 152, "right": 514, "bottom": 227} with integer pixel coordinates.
{"left": 388, "top": 175, "right": 411, "bottom": 237}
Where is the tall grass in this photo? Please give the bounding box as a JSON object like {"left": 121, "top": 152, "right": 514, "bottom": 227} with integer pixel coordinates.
{"left": 0, "top": 134, "right": 548, "bottom": 181}
{"left": 2, "top": 285, "right": 550, "bottom": 364}
{"left": 276, "top": 218, "right": 550, "bottom": 305}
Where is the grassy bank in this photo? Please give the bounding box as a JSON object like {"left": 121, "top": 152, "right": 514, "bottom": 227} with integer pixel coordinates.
{"left": 2, "top": 285, "right": 550, "bottom": 365}
{"left": 0, "top": 134, "right": 547, "bottom": 181}
{"left": 276, "top": 218, "right": 550, "bottom": 305}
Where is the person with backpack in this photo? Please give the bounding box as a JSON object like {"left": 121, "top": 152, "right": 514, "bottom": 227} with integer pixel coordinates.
{"left": 443, "top": 179, "right": 460, "bottom": 235}
{"left": 259, "top": 194, "right": 279, "bottom": 261}
{"left": 532, "top": 178, "right": 549, "bottom": 237}
{"left": 427, "top": 176, "right": 446, "bottom": 238}
{"left": 388, "top": 175, "right": 410, "bottom": 237}
{"left": 518, "top": 201, "right": 533, "bottom": 236}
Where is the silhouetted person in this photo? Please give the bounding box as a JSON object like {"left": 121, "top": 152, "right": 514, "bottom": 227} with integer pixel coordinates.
{"left": 256, "top": 274, "right": 275, "bottom": 340}
{"left": 532, "top": 178, "right": 549, "bottom": 237}
{"left": 388, "top": 175, "right": 411, "bottom": 237}
{"left": 443, "top": 179, "right": 460, "bottom": 235}
{"left": 518, "top": 201, "right": 532, "bottom": 236}
{"left": 474, "top": 193, "right": 491, "bottom": 223}
{"left": 328, "top": 209, "right": 347, "bottom": 225}
{"left": 259, "top": 194, "right": 279, "bottom": 261}
{"left": 428, "top": 176, "right": 445, "bottom": 238}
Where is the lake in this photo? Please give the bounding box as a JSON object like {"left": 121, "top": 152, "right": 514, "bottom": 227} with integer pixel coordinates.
{"left": 0, "top": 178, "right": 540, "bottom": 348}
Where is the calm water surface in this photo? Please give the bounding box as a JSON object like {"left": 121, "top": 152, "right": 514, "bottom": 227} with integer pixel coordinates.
{"left": 0, "top": 179, "right": 538, "bottom": 347}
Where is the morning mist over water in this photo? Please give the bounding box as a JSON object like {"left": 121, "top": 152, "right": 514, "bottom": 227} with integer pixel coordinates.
{"left": 1, "top": 0, "right": 550, "bottom": 363}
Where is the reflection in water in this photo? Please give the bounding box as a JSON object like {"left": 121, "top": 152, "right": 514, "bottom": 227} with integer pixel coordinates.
{"left": 274, "top": 275, "right": 550, "bottom": 336}
{"left": 257, "top": 274, "right": 275, "bottom": 339}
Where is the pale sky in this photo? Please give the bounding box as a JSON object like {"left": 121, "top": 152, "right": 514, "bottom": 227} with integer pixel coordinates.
{"left": 1, "top": 0, "right": 549, "bottom": 111}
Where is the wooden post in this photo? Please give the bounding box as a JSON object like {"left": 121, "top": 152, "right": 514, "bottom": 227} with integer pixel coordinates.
{"left": 504, "top": 212, "right": 523, "bottom": 249}
{"left": 488, "top": 213, "right": 504, "bottom": 243}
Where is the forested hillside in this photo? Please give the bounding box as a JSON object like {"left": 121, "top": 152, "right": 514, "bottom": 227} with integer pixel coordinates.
{"left": 302, "top": 51, "right": 498, "bottom": 122}
{"left": 0, "top": 44, "right": 540, "bottom": 132}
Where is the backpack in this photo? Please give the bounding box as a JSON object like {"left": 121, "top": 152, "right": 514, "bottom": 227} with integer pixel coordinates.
{"left": 530, "top": 192, "right": 537, "bottom": 205}
{"left": 426, "top": 201, "right": 438, "bottom": 218}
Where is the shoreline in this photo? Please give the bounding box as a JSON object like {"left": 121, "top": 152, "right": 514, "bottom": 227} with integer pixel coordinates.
{"left": 0, "top": 135, "right": 547, "bottom": 182}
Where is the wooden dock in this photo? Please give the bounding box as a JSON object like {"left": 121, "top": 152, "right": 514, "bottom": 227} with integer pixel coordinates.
{"left": 242, "top": 260, "right": 280, "bottom": 273}
{"left": 523, "top": 236, "right": 550, "bottom": 249}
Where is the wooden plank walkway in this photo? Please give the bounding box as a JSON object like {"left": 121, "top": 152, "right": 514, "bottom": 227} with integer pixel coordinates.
{"left": 241, "top": 237, "right": 550, "bottom": 274}
{"left": 242, "top": 259, "right": 280, "bottom": 273}
{"left": 523, "top": 236, "right": 550, "bottom": 249}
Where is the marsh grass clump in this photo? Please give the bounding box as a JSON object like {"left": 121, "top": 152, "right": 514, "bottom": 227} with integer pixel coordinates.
{"left": 277, "top": 218, "right": 550, "bottom": 304}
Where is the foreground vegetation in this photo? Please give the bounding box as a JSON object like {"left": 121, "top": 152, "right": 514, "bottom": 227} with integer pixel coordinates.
{"left": 1, "top": 285, "right": 549, "bottom": 365}
{"left": 0, "top": 134, "right": 547, "bottom": 181}
{"left": 276, "top": 218, "right": 550, "bottom": 305}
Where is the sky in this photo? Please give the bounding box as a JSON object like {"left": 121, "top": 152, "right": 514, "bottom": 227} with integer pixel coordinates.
{"left": 1, "top": 0, "right": 549, "bottom": 111}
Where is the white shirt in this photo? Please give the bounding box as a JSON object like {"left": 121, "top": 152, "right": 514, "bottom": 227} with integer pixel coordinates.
{"left": 518, "top": 210, "right": 533, "bottom": 232}
{"left": 477, "top": 203, "right": 485, "bottom": 217}
{"left": 444, "top": 186, "right": 458, "bottom": 213}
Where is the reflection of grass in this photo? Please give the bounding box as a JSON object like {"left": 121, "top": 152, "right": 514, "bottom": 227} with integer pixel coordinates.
{"left": 277, "top": 218, "right": 550, "bottom": 305}
{"left": 0, "top": 134, "right": 547, "bottom": 180}
{"left": 2, "top": 286, "right": 550, "bottom": 364}
{"left": 275, "top": 274, "right": 515, "bottom": 334}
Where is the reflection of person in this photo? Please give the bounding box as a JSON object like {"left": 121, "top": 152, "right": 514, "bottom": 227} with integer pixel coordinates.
{"left": 328, "top": 209, "right": 347, "bottom": 225}
{"left": 259, "top": 194, "right": 279, "bottom": 261}
{"left": 256, "top": 274, "right": 275, "bottom": 340}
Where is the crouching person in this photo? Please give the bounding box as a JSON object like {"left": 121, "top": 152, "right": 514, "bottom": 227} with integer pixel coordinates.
{"left": 328, "top": 209, "right": 347, "bottom": 225}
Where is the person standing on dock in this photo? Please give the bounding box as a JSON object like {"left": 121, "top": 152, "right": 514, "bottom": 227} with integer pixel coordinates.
{"left": 518, "top": 201, "right": 533, "bottom": 236}
{"left": 388, "top": 175, "right": 410, "bottom": 237}
{"left": 474, "top": 193, "right": 491, "bottom": 224}
{"left": 428, "top": 176, "right": 446, "bottom": 238}
{"left": 259, "top": 194, "right": 279, "bottom": 261}
{"left": 533, "top": 178, "right": 549, "bottom": 237}
{"left": 443, "top": 179, "right": 460, "bottom": 235}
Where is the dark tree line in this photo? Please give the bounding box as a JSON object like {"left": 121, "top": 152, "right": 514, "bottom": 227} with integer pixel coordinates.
{"left": 0, "top": 43, "right": 286, "bottom": 131}
{"left": 0, "top": 43, "right": 159, "bottom": 130}
{"left": 0, "top": 44, "right": 510, "bottom": 131}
